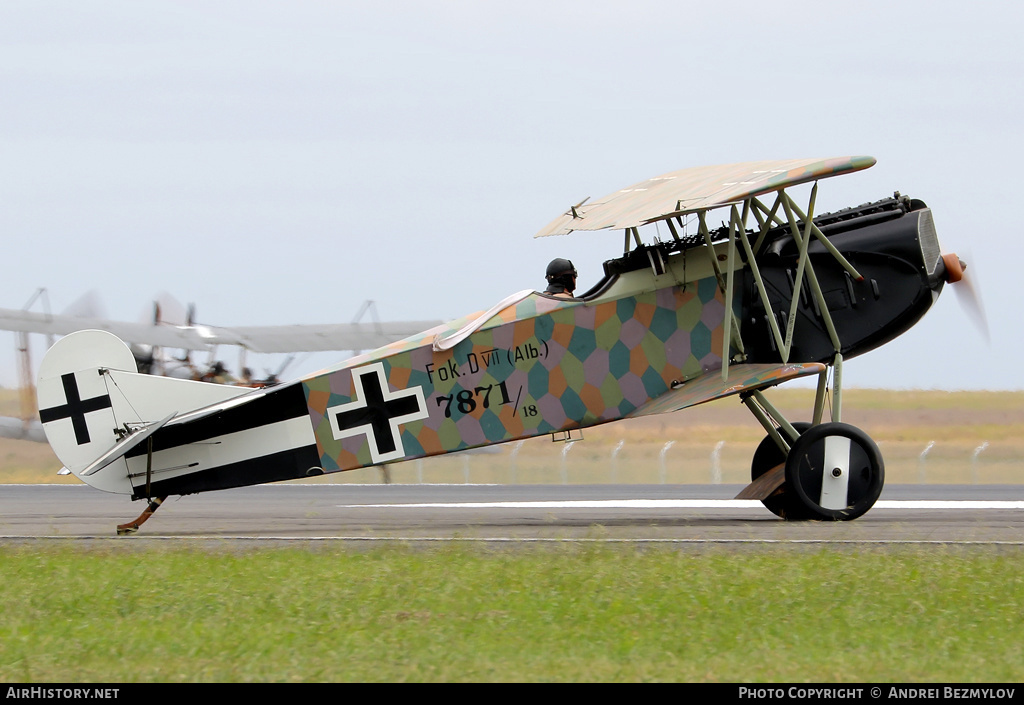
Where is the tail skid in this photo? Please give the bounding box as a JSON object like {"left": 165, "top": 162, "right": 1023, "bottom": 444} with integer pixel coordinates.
{"left": 116, "top": 496, "right": 167, "bottom": 535}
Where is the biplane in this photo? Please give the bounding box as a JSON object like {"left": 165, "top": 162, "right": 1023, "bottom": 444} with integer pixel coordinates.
{"left": 0, "top": 296, "right": 440, "bottom": 371}
{"left": 34, "top": 156, "right": 968, "bottom": 533}
{"left": 0, "top": 297, "right": 440, "bottom": 441}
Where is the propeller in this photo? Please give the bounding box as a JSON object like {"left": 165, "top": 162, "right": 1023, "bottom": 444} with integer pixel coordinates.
{"left": 942, "top": 253, "right": 989, "bottom": 344}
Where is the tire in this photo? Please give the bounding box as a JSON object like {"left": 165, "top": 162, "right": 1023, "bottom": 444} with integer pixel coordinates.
{"left": 784, "top": 422, "right": 884, "bottom": 521}
{"left": 750, "top": 422, "right": 812, "bottom": 520}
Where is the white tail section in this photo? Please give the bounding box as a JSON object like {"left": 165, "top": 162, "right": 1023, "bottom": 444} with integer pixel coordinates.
{"left": 37, "top": 330, "right": 251, "bottom": 494}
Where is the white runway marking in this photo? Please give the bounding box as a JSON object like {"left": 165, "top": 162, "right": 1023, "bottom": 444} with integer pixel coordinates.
{"left": 339, "top": 499, "right": 1024, "bottom": 510}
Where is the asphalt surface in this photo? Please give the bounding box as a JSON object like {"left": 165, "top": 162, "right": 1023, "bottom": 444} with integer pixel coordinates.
{"left": 0, "top": 483, "right": 1021, "bottom": 545}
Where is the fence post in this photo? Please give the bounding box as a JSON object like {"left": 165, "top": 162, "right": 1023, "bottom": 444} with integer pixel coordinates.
{"left": 659, "top": 441, "right": 676, "bottom": 484}
{"left": 509, "top": 440, "right": 525, "bottom": 484}
{"left": 560, "top": 441, "right": 576, "bottom": 484}
{"left": 611, "top": 440, "right": 625, "bottom": 482}
{"left": 710, "top": 441, "right": 725, "bottom": 484}
{"left": 917, "top": 441, "right": 935, "bottom": 483}
{"left": 971, "top": 442, "right": 989, "bottom": 484}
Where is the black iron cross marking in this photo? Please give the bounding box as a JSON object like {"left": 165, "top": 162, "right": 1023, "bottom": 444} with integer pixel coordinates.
{"left": 39, "top": 373, "right": 112, "bottom": 445}
{"left": 327, "top": 363, "right": 428, "bottom": 463}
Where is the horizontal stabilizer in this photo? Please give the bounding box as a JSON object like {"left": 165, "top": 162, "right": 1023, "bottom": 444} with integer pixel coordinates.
{"left": 80, "top": 412, "right": 176, "bottom": 477}
{"left": 163, "top": 387, "right": 269, "bottom": 426}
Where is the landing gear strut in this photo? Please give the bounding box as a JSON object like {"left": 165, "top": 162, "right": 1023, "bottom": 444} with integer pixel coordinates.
{"left": 736, "top": 362, "right": 885, "bottom": 521}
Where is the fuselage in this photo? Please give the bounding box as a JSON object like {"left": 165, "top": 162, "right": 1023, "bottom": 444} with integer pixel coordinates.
{"left": 135, "top": 271, "right": 729, "bottom": 498}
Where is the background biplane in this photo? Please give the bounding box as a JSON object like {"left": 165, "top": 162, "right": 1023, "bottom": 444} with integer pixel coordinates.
{"left": 34, "top": 157, "right": 969, "bottom": 533}
{"left": 0, "top": 295, "right": 440, "bottom": 442}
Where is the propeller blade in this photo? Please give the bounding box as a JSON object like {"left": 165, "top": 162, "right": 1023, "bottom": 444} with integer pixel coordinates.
{"left": 944, "top": 253, "right": 989, "bottom": 344}
{"left": 955, "top": 264, "right": 989, "bottom": 344}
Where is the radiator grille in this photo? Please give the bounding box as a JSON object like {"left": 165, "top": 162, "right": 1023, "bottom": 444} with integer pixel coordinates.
{"left": 917, "top": 209, "right": 940, "bottom": 276}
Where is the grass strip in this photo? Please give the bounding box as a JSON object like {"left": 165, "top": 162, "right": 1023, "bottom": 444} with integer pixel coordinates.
{"left": 0, "top": 545, "right": 1021, "bottom": 682}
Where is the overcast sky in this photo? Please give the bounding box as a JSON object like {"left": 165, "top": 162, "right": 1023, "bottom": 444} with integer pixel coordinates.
{"left": 0, "top": 1, "right": 1019, "bottom": 390}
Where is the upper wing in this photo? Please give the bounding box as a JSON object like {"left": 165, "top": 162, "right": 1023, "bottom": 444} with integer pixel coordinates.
{"left": 0, "top": 307, "right": 215, "bottom": 349}
{"left": 203, "top": 321, "right": 444, "bottom": 353}
{"left": 0, "top": 307, "right": 442, "bottom": 353}
{"left": 535, "top": 156, "right": 875, "bottom": 237}
{"left": 626, "top": 362, "right": 826, "bottom": 418}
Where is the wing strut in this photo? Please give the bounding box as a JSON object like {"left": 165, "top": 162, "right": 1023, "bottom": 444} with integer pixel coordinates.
{"left": 677, "top": 184, "right": 859, "bottom": 382}
{"left": 734, "top": 356, "right": 847, "bottom": 503}
{"left": 612, "top": 182, "right": 863, "bottom": 383}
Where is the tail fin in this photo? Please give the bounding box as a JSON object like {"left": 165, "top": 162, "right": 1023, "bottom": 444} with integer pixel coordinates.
{"left": 37, "top": 330, "right": 250, "bottom": 494}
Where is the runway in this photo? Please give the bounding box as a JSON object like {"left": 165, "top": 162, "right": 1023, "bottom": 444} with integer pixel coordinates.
{"left": 1, "top": 483, "right": 1022, "bottom": 545}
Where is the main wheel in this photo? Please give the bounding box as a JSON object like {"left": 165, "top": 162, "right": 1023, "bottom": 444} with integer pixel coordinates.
{"left": 751, "top": 422, "right": 812, "bottom": 520}
{"left": 784, "top": 422, "right": 884, "bottom": 521}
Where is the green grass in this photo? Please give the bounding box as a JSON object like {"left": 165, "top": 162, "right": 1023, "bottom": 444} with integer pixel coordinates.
{"left": 1, "top": 545, "right": 1021, "bottom": 682}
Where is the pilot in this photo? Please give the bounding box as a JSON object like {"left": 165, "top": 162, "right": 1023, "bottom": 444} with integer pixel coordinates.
{"left": 203, "top": 361, "right": 236, "bottom": 385}
{"left": 544, "top": 258, "right": 578, "bottom": 298}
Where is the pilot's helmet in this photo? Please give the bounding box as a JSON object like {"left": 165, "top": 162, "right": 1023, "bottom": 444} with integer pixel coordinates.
{"left": 545, "top": 258, "right": 577, "bottom": 281}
